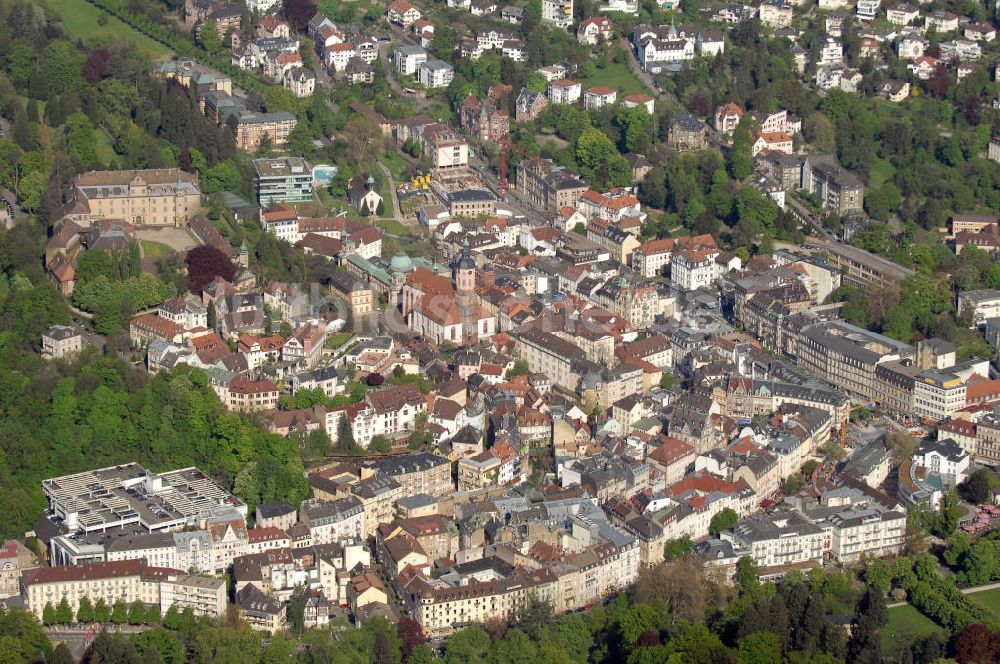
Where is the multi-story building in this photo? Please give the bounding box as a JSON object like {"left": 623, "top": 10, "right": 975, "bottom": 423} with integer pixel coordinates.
{"left": 300, "top": 497, "right": 366, "bottom": 545}
{"left": 328, "top": 271, "right": 375, "bottom": 320}
{"left": 913, "top": 369, "right": 966, "bottom": 422}
{"left": 957, "top": 289, "right": 1000, "bottom": 327}
{"left": 227, "top": 377, "right": 279, "bottom": 412}
{"left": 541, "top": 0, "right": 573, "bottom": 28}
{"left": 254, "top": 157, "right": 314, "bottom": 205}
{"left": 801, "top": 155, "right": 864, "bottom": 215}
{"left": 418, "top": 60, "right": 454, "bottom": 88}
{"left": 70, "top": 169, "right": 201, "bottom": 227}
{"left": 795, "top": 320, "right": 912, "bottom": 401}
{"left": 41, "top": 324, "right": 83, "bottom": 359}
{"left": 418, "top": 124, "right": 470, "bottom": 175}
{"left": 671, "top": 247, "right": 723, "bottom": 291}
{"left": 548, "top": 79, "right": 582, "bottom": 105}
{"left": 817, "top": 241, "right": 914, "bottom": 295}
{"left": 236, "top": 112, "right": 297, "bottom": 151}
{"left": 723, "top": 510, "right": 826, "bottom": 570}
{"left": 366, "top": 453, "right": 453, "bottom": 498}
{"left": 159, "top": 574, "right": 228, "bottom": 617}
{"left": 457, "top": 450, "right": 507, "bottom": 491}
{"left": 23, "top": 559, "right": 168, "bottom": 619}
{"left": 668, "top": 113, "right": 707, "bottom": 151}
{"left": 516, "top": 158, "right": 588, "bottom": 214}
{"left": 513, "top": 328, "right": 586, "bottom": 392}
{"left": 394, "top": 45, "right": 427, "bottom": 75}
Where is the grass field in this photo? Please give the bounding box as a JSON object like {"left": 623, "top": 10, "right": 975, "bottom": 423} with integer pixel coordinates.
{"left": 880, "top": 604, "right": 944, "bottom": 653}
{"left": 140, "top": 240, "right": 173, "bottom": 258}
{"left": 93, "top": 130, "right": 117, "bottom": 166}
{"left": 325, "top": 331, "right": 354, "bottom": 349}
{"left": 868, "top": 157, "right": 896, "bottom": 189}
{"left": 579, "top": 61, "right": 651, "bottom": 97}
{"left": 966, "top": 587, "right": 1000, "bottom": 614}
{"left": 48, "top": 0, "right": 172, "bottom": 60}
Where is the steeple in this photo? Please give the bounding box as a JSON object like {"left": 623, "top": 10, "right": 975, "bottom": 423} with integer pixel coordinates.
{"left": 453, "top": 238, "right": 476, "bottom": 293}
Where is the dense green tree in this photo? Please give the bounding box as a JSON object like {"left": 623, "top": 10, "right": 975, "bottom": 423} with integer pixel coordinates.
{"left": 76, "top": 597, "right": 95, "bottom": 623}
{"left": 710, "top": 508, "right": 738, "bottom": 536}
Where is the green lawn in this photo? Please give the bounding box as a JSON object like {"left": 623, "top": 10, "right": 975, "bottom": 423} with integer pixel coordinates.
{"left": 579, "top": 61, "right": 651, "bottom": 97}
{"left": 381, "top": 152, "right": 413, "bottom": 182}
{"left": 140, "top": 240, "right": 173, "bottom": 258}
{"left": 93, "top": 129, "right": 117, "bottom": 166}
{"left": 868, "top": 158, "right": 896, "bottom": 189}
{"left": 966, "top": 587, "right": 1000, "bottom": 614}
{"left": 377, "top": 218, "right": 411, "bottom": 236}
{"left": 48, "top": 0, "right": 172, "bottom": 60}
{"left": 880, "top": 604, "right": 944, "bottom": 653}
{"left": 325, "top": 331, "right": 354, "bottom": 349}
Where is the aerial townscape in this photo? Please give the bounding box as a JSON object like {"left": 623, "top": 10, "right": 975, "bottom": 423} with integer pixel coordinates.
{"left": 4, "top": 0, "right": 1000, "bottom": 662}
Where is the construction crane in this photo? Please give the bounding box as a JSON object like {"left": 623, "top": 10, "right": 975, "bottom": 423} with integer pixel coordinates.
{"left": 839, "top": 382, "right": 915, "bottom": 448}
{"left": 498, "top": 135, "right": 531, "bottom": 201}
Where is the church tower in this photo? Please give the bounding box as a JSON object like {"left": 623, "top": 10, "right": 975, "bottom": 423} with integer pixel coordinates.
{"left": 453, "top": 239, "right": 476, "bottom": 293}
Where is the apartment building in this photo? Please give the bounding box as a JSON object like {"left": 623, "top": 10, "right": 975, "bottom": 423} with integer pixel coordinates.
{"left": 235, "top": 112, "right": 297, "bottom": 151}
{"left": 394, "top": 45, "right": 428, "bottom": 75}
{"left": 817, "top": 241, "right": 915, "bottom": 296}
{"left": 365, "top": 453, "right": 453, "bottom": 498}
{"left": 723, "top": 510, "right": 826, "bottom": 570}
{"left": 71, "top": 169, "right": 201, "bottom": 227}
{"left": 328, "top": 271, "right": 375, "bottom": 320}
{"left": 227, "top": 377, "right": 279, "bottom": 412}
{"left": 541, "top": 0, "right": 573, "bottom": 28}
{"left": 548, "top": 79, "right": 582, "bottom": 105}
{"left": 23, "top": 559, "right": 167, "bottom": 619}
{"left": 412, "top": 570, "right": 559, "bottom": 636}
{"left": 457, "top": 450, "right": 508, "bottom": 491}
{"left": 513, "top": 328, "right": 587, "bottom": 392}
{"left": 159, "top": 574, "right": 228, "bottom": 617}
{"left": 418, "top": 60, "right": 454, "bottom": 88}
{"left": 957, "top": 289, "right": 1000, "bottom": 327}
{"left": 418, "top": 124, "right": 470, "bottom": 175}
{"left": 801, "top": 155, "right": 864, "bottom": 215}
{"left": 671, "top": 247, "right": 723, "bottom": 291}
{"left": 300, "top": 497, "right": 366, "bottom": 545}
{"left": 796, "top": 321, "right": 912, "bottom": 401}
{"left": 516, "top": 158, "right": 588, "bottom": 214}
{"left": 254, "top": 157, "right": 314, "bottom": 205}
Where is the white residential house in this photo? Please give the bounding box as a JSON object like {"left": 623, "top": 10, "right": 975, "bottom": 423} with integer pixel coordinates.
{"left": 548, "top": 79, "right": 582, "bottom": 105}
{"left": 925, "top": 11, "right": 959, "bottom": 34}
{"left": 886, "top": 3, "right": 919, "bottom": 25}
{"left": 583, "top": 87, "right": 617, "bottom": 109}
{"left": 855, "top": 0, "right": 880, "bottom": 20}
{"left": 419, "top": 60, "right": 454, "bottom": 88}
{"left": 325, "top": 43, "right": 357, "bottom": 72}
{"left": 395, "top": 45, "right": 428, "bottom": 76}
{"left": 818, "top": 37, "right": 844, "bottom": 66}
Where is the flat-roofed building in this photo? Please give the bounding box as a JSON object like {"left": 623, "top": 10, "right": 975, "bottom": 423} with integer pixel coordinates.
{"left": 160, "top": 574, "right": 227, "bottom": 617}
{"left": 817, "top": 240, "right": 914, "bottom": 295}
{"left": 42, "top": 464, "right": 246, "bottom": 537}
{"left": 254, "top": 157, "right": 313, "bottom": 205}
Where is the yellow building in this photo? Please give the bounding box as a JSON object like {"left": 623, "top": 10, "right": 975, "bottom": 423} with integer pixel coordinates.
{"left": 72, "top": 169, "right": 201, "bottom": 227}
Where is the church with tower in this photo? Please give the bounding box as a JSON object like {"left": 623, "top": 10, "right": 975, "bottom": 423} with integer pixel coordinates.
{"left": 400, "top": 241, "right": 496, "bottom": 345}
